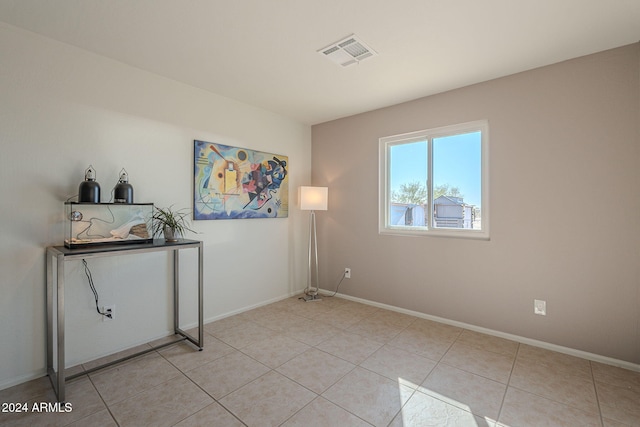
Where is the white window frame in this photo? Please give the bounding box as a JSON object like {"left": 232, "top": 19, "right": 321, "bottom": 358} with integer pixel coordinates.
{"left": 378, "top": 120, "right": 489, "bottom": 240}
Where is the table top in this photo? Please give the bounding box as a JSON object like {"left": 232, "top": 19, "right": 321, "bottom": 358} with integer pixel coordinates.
{"left": 48, "top": 239, "right": 202, "bottom": 258}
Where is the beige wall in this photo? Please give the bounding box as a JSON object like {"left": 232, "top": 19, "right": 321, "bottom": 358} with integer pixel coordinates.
{"left": 312, "top": 43, "right": 640, "bottom": 364}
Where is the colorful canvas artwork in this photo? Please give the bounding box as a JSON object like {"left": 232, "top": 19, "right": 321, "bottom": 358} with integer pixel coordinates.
{"left": 194, "top": 140, "right": 289, "bottom": 219}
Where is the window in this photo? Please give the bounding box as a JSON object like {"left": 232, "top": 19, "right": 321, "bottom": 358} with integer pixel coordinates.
{"left": 379, "top": 120, "right": 489, "bottom": 239}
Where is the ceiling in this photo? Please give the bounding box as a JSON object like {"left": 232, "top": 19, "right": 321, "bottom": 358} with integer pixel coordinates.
{"left": 1, "top": 0, "right": 639, "bottom": 125}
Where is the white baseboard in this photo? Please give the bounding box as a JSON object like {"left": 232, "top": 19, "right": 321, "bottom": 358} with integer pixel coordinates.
{"left": 202, "top": 289, "right": 304, "bottom": 325}
{"left": 328, "top": 291, "right": 640, "bottom": 373}
{"left": 0, "top": 370, "right": 48, "bottom": 392}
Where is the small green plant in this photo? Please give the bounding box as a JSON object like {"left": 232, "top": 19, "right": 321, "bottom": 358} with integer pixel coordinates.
{"left": 152, "top": 206, "right": 195, "bottom": 241}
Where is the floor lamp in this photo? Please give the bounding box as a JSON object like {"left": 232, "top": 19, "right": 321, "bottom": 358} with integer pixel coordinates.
{"left": 300, "top": 186, "right": 328, "bottom": 302}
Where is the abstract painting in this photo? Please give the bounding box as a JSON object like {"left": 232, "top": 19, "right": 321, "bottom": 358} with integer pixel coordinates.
{"left": 193, "top": 140, "right": 288, "bottom": 219}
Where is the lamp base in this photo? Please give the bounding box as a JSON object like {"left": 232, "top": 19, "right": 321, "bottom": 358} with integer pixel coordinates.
{"left": 301, "top": 293, "right": 322, "bottom": 302}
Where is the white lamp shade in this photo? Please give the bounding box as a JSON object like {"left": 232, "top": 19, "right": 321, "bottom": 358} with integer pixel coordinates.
{"left": 300, "top": 186, "right": 328, "bottom": 211}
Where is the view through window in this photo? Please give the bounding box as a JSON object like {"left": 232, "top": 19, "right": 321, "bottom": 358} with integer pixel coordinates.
{"left": 379, "top": 120, "right": 488, "bottom": 238}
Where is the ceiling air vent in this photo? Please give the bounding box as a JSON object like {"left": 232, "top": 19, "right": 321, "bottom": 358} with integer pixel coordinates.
{"left": 318, "top": 34, "right": 377, "bottom": 67}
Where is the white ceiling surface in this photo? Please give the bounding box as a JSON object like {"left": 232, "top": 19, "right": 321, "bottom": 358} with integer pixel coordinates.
{"left": 1, "top": 1, "right": 639, "bottom": 125}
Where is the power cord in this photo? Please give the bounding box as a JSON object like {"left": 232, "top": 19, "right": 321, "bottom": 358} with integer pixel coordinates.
{"left": 77, "top": 205, "right": 115, "bottom": 240}
{"left": 323, "top": 269, "right": 348, "bottom": 298}
{"left": 298, "top": 269, "right": 347, "bottom": 301}
{"left": 82, "top": 259, "right": 112, "bottom": 319}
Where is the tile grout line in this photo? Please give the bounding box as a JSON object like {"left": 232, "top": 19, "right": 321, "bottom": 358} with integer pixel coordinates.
{"left": 172, "top": 353, "right": 250, "bottom": 427}
{"left": 85, "top": 371, "right": 122, "bottom": 427}
{"left": 494, "top": 342, "right": 522, "bottom": 426}
{"left": 78, "top": 349, "right": 167, "bottom": 427}
{"left": 589, "top": 360, "right": 606, "bottom": 427}
{"left": 292, "top": 300, "right": 411, "bottom": 426}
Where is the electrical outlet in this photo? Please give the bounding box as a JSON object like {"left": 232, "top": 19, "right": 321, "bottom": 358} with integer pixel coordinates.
{"left": 102, "top": 305, "right": 115, "bottom": 322}
{"left": 534, "top": 299, "right": 546, "bottom": 316}
{"left": 344, "top": 268, "right": 351, "bottom": 279}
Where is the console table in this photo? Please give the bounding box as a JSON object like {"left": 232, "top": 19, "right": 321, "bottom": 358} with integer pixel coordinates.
{"left": 46, "top": 239, "right": 203, "bottom": 402}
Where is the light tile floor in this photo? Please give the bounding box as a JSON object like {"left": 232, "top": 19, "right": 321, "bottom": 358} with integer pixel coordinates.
{"left": 1, "top": 296, "right": 639, "bottom": 426}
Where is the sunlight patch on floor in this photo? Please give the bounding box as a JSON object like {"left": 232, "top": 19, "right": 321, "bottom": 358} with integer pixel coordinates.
{"left": 397, "top": 378, "right": 499, "bottom": 427}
